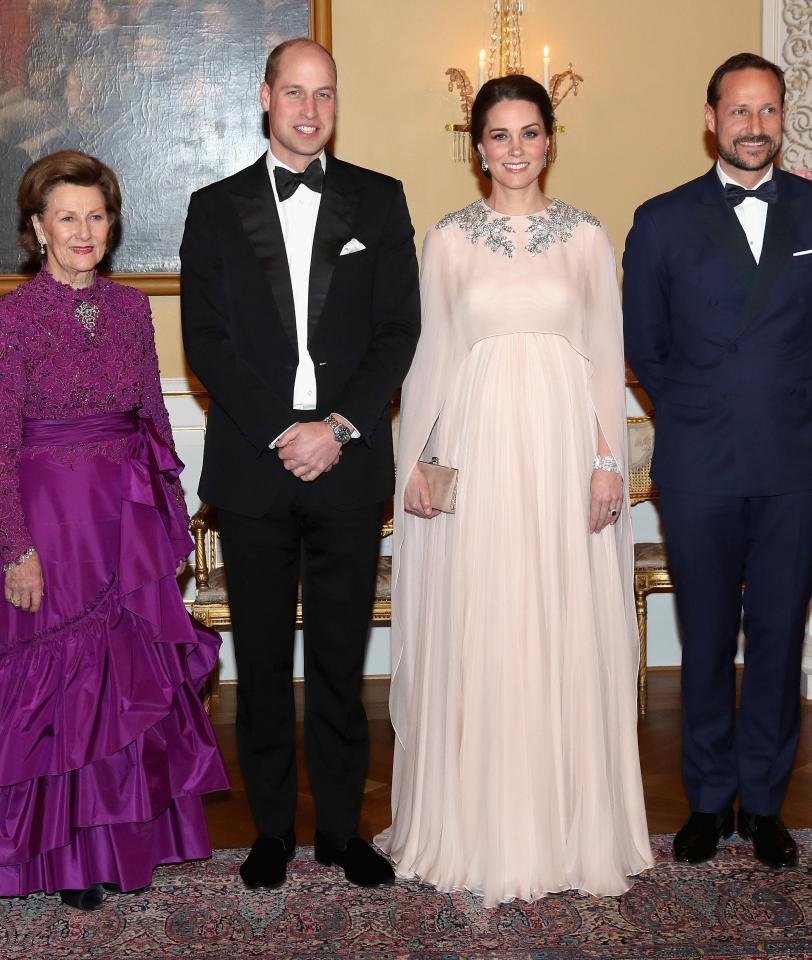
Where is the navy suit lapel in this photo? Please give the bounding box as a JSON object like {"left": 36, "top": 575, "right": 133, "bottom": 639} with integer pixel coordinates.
{"left": 697, "top": 169, "right": 758, "bottom": 292}
{"left": 737, "top": 176, "right": 803, "bottom": 336}
{"left": 228, "top": 157, "right": 298, "bottom": 353}
{"left": 308, "top": 156, "right": 359, "bottom": 341}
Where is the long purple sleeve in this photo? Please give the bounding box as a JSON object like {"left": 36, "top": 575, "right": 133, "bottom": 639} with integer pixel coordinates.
{"left": 0, "top": 268, "right": 189, "bottom": 565}
{"left": 0, "top": 322, "right": 34, "bottom": 566}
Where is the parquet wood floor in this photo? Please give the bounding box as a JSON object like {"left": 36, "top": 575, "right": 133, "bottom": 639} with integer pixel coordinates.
{"left": 204, "top": 669, "right": 812, "bottom": 847}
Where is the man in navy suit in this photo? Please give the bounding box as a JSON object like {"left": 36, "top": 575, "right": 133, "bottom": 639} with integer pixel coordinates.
{"left": 181, "top": 39, "right": 419, "bottom": 889}
{"left": 624, "top": 52, "right": 812, "bottom": 868}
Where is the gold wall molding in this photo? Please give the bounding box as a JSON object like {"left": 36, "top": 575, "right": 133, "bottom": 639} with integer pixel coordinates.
{"left": 782, "top": 0, "right": 812, "bottom": 172}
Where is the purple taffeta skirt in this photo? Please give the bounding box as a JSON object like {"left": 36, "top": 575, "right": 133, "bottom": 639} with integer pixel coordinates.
{"left": 0, "top": 410, "right": 229, "bottom": 895}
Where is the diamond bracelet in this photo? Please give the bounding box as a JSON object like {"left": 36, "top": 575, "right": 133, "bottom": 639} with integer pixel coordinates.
{"left": 2, "top": 546, "right": 37, "bottom": 574}
{"left": 593, "top": 455, "right": 621, "bottom": 474}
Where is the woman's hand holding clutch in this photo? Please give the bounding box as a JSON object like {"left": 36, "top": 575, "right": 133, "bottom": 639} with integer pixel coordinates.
{"left": 4, "top": 550, "right": 44, "bottom": 613}
{"left": 404, "top": 465, "right": 442, "bottom": 519}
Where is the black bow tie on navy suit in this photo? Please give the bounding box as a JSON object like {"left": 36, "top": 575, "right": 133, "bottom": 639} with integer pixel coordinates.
{"left": 273, "top": 159, "right": 324, "bottom": 201}
{"left": 723, "top": 179, "right": 778, "bottom": 207}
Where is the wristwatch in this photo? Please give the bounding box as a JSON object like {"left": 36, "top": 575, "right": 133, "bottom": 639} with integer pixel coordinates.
{"left": 324, "top": 414, "right": 352, "bottom": 445}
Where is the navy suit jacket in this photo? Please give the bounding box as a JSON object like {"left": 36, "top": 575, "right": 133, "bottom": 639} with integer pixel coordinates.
{"left": 623, "top": 166, "right": 812, "bottom": 496}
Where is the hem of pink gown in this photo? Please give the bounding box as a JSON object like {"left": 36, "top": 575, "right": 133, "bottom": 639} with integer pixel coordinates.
{"left": 374, "top": 833, "right": 655, "bottom": 907}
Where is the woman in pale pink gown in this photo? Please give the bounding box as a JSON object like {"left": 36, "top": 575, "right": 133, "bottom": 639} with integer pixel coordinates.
{"left": 375, "top": 76, "right": 653, "bottom": 906}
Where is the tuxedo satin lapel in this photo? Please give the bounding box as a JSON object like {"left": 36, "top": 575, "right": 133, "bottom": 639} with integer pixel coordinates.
{"left": 228, "top": 162, "right": 298, "bottom": 353}
{"left": 735, "top": 191, "right": 803, "bottom": 337}
{"left": 698, "top": 173, "right": 757, "bottom": 292}
{"left": 308, "top": 162, "right": 359, "bottom": 340}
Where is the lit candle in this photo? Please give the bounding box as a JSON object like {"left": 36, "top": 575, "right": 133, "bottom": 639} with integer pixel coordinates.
{"left": 478, "top": 49, "right": 486, "bottom": 90}
{"left": 543, "top": 45, "right": 551, "bottom": 90}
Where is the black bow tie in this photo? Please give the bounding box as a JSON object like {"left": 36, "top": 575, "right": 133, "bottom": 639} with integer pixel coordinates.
{"left": 274, "top": 159, "right": 324, "bottom": 201}
{"left": 724, "top": 179, "right": 778, "bottom": 207}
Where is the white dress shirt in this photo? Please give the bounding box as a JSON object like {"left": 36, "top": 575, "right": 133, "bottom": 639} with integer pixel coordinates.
{"left": 716, "top": 161, "right": 773, "bottom": 264}
{"left": 266, "top": 150, "right": 358, "bottom": 448}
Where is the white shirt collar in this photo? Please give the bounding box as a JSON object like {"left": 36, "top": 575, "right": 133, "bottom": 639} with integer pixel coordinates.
{"left": 716, "top": 160, "right": 774, "bottom": 191}
{"left": 266, "top": 147, "right": 327, "bottom": 177}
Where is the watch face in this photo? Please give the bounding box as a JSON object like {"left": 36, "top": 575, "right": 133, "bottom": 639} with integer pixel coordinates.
{"left": 335, "top": 424, "right": 352, "bottom": 443}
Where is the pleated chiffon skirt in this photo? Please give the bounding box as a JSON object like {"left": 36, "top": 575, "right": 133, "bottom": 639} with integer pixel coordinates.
{"left": 0, "top": 412, "right": 229, "bottom": 895}
{"left": 377, "top": 333, "right": 652, "bottom": 906}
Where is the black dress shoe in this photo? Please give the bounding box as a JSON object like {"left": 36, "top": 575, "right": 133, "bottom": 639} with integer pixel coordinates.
{"left": 240, "top": 835, "right": 296, "bottom": 889}
{"left": 673, "top": 808, "right": 734, "bottom": 863}
{"left": 314, "top": 832, "right": 395, "bottom": 887}
{"left": 59, "top": 884, "right": 106, "bottom": 911}
{"left": 738, "top": 810, "right": 798, "bottom": 868}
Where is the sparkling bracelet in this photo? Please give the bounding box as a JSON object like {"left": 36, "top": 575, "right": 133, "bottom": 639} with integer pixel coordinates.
{"left": 593, "top": 455, "right": 621, "bottom": 474}
{"left": 2, "top": 546, "right": 37, "bottom": 574}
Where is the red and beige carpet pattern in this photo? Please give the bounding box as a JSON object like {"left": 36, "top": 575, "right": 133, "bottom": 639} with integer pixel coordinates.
{"left": 1, "top": 833, "right": 810, "bottom": 959}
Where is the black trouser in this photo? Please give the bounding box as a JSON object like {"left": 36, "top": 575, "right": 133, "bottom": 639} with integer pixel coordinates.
{"left": 219, "top": 491, "right": 383, "bottom": 843}
{"left": 658, "top": 488, "right": 812, "bottom": 816}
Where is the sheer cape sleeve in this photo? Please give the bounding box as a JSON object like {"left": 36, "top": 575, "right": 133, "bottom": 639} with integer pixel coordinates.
{"left": 389, "top": 226, "right": 467, "bottom": 748}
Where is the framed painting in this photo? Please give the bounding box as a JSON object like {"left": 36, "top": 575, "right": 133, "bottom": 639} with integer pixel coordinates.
{"left": 0, "top": 0, "right": 332, "bottom": 294}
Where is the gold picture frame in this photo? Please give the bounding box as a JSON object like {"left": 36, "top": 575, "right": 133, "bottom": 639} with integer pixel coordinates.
{"left": 0, "top": 0, "right": 332, "bottom": 298}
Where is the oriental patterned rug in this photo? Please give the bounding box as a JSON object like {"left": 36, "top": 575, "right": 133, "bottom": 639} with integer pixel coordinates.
{"left": 1, "top": 833, "right": 811, "bottom": 960}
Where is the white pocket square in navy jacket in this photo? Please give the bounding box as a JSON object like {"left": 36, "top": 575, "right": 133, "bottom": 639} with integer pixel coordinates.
{"left": 792, "top": 249, "right": 812, "bottom": 257}
{"left": 340, "top": 238, "right": 366, "bottom": 256}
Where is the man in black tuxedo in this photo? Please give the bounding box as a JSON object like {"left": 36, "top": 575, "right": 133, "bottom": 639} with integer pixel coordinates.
{"left": 180, "top": 38, "right": 420, "bottom": 888}
{"left": 624, "top": 53, "right": 812, "bottom": 869}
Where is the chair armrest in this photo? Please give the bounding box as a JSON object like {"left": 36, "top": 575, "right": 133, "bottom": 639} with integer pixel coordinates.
{"left": 190, "top": 503, "right": 213, "bottom": 590}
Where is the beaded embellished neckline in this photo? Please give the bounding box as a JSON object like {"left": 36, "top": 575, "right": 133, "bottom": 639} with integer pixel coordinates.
{"left": 437, "top": 197, "right": 601, "bottom": 258}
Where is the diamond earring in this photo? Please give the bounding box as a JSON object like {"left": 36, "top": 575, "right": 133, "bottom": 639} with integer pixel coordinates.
{"left": 38, "top": 240, "right": 45, "bottom": 256}
{"left": 479, "top": 152, "right": 489, "bottom": 173}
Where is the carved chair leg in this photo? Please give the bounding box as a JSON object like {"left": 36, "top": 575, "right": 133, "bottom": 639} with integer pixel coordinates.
{"left": 634, "top": 582, "right": 649, "bottom": 717}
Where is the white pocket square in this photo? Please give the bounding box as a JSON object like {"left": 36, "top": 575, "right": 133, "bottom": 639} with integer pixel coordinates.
{"left": 340, "top": 238, "right": 366, "bottom": 256}
{"left": 792, "top": 249, "right": 812, "bottom": 257}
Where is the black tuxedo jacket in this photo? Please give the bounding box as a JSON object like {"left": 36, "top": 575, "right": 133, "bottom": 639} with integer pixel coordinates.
{"left": 180, "top": 154, "right": 420, "bottom": 516}
{"left": 623, "top": 167, "right": 812, "bottom": 496}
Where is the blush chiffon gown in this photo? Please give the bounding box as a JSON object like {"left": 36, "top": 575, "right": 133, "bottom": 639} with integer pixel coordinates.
{"left": 375, "top": 199, "right": 653, "bottom": 906}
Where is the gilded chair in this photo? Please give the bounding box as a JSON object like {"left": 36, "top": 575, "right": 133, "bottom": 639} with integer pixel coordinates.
{"left": 627, "top": 415, "right": 673, "bottom": 716}
{"left": 189, "top": 503, "right": 395, "bottom": 706}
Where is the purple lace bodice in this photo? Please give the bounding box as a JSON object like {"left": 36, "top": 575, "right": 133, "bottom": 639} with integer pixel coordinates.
{"left": 0, "top": 267, "right": 188, "bottom": 566}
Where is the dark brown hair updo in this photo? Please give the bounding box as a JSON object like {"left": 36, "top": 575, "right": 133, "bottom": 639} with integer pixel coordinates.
{"left": 17, "top": 150, "right": 122, "bottom": 259}
{"left": 471, "top": 74, "right": 555, "bottom": 167}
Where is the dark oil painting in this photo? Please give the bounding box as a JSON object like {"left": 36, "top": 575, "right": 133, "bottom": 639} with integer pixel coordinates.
{"left": 0, "top": 0, "right": 309, "bottom": 273}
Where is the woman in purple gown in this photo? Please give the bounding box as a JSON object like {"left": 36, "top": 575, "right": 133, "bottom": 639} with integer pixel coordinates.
{"left": 0, "top": 151, "right": 229, "bottom": 910}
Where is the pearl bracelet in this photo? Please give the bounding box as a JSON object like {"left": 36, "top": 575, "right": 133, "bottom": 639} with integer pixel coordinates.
{"left": 593, "top": 455, "right": 621, "bottom": 474}
{"left": 2, "top": 546, "right": 36, "bottom": 574}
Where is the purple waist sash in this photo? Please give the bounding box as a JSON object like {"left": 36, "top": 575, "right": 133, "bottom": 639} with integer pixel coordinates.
{"left": 22, "top": 410, "right": 140, "bottom": 447}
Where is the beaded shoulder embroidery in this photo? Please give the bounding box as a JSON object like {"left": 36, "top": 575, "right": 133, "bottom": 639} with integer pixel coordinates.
{"left": 436, "top": 198, "right": 600, "bottom": 258}
{"left": 526, "top": 200, "right": 601, "bottom": 256}
{"left": 436, "top": 200, "right": 516, "bottom": 258}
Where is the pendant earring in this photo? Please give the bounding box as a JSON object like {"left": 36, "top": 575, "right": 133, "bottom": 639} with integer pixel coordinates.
{"left": 38, "top": 239, "right": 45, "bottom": 256}
{"left": 542, "top": 147, "right": 549, "bottom": 169}
{"left": 479, "top": 152, "right": 489, "bottom": 173}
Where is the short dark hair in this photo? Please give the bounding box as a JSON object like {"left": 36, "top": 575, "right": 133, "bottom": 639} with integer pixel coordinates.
{"left": 706, "top": 52, "right": 785, "bottom": 109}
{"left": 471, "top": 74, "right": 555, "bottom": 152}
{"left": 17, "top": 150, "right": 122, "bottom": 259}
{"left": 264, "top": 38, "right": 336, "bottom": 89}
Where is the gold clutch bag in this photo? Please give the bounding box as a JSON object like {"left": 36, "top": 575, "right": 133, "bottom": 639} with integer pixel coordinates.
{"left": 420, "top": 457, "right": 459, "bottom": 513}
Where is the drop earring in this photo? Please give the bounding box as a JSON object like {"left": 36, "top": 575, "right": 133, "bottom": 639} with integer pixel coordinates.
{"left": 479, "top": 152, "right": 489, "bottom": 173}
{"left": 39, "top": 239, "right": 46, "bottom": 256}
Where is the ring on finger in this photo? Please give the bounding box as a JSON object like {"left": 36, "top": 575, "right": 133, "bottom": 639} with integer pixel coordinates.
{"left": 608, "top": 508, "right": 619, "bottom": 517}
